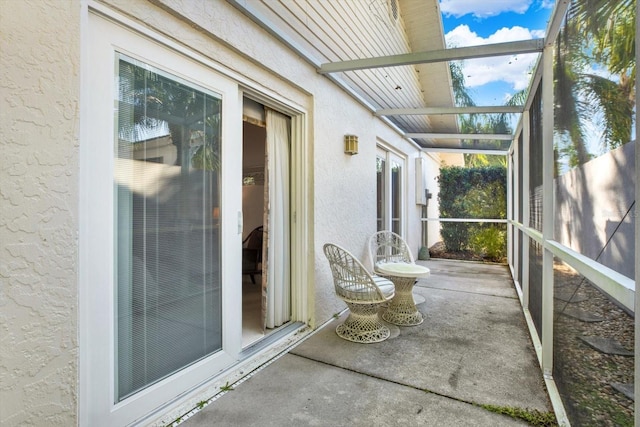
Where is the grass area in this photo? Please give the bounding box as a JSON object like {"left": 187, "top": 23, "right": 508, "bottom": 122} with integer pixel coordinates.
{"left": 477, "top": 404, "right": 558, "bottom": 426}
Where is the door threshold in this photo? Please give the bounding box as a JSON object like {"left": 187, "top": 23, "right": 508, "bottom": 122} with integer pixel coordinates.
{"left": 239, "top": 321, "right": 305, "bottom": 360}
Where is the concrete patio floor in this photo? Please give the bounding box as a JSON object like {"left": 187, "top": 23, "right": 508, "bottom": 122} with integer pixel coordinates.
{"left": 181, "top": 259, "right": 554, "bottom": 426}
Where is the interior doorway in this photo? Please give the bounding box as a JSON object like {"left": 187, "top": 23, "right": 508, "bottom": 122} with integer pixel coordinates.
{"left": 241, "top": 97, "right": 292, "bottom": 347}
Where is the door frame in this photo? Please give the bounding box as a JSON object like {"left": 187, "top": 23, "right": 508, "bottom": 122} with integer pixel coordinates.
{"left": 81, "top": 12, "right": 241, "bottom": 425}
{"left": 241, "top": 89, "right": 310, "bottom": 328}
{"left": 80, "top": 8, "right": 312, "bottom": 425}
{"left": 78, "top": 6, "right": 315, "bottom": 425}
{"left": 376, "top": 144, "right": 407, "bottom": 236}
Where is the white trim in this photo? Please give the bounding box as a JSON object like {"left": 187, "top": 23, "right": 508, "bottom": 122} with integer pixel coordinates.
{"left": 318, "top": 39, "right": 544, "bottom": 73}
{"left": 512, "top": 222, "right": 635, "bottom": 312}
{"left": 544, "top": 0, "right": 572, "bottom": 47}
{"left": 377, "top": 137, "right": 407, "bottom": 158}
{"left": 522, "top": 110, "right": 531, "bottom": 309}
{"left": 507, "top": 152, "right": 513, "bottom": 268}
{"left": 522, "top": 308, "right": 571, "bottom": 426}
{"left": 523, "top": 57, "right": 544, "bottom": 113}
{"left": 541, "top": 45, "right": 555, "bottom": 377}
{"left": 376, "top": 106, "right": 523, "bottom": 115}
{"left": 78, "top": 1, "right": 92, "bottom": 424}
{"left": 376, "top": 145, "right": 408, "bottom": 237}
{"left": 512, "top": 144, "right": 520, "bottom": 282}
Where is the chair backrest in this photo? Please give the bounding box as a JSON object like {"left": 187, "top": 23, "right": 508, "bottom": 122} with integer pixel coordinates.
{"left": 243, "top": 226, "right": 264, "bottom": 250}
{"left": 368, "top": 231, "right": 414, "bottom": 271}
{"left": 323, "top": 243, "right": 387, "bottom": 303}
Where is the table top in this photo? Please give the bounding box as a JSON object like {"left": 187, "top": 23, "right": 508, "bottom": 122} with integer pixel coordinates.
{"left": 376, "top": 262, "right": 430, "bottom": 278}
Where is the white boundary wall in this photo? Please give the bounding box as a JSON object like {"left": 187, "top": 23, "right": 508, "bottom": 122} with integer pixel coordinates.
{"left": 555, "top": 141, "right": 636, "bottom": 280}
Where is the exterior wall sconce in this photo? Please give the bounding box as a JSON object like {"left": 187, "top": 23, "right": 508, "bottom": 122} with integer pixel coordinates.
{"left": 344, "top": 135, "right": 358, "bottom": 155}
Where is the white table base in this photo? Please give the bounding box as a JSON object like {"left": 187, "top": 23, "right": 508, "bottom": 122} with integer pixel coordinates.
{"left": 382, "top": 276, "right": 423, "bottom": 326}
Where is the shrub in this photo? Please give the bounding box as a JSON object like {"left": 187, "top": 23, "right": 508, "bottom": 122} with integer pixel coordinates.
{"left": 438, "top": 166, "right": 506, "bottom": 259}
{"left": 469, "top": 224, "right": 507, "bottom": 262}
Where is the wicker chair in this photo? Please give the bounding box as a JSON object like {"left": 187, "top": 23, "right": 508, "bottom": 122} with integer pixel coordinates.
{"left": 323, "top": 243, "right": 395, "bottom": 343}
{"left": 368, "top": 230, "right": 414, "bottom": 274}
{"left": 242, "top": 226, "right": 264, "bottom": 284}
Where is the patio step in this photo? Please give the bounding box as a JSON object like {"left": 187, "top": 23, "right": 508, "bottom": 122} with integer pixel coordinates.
{"left": 560, "top": 307, "right": 604, "bottom": 323}
{"left": 610, "top": 383, "right": 635, "bottom": 401}
{"left": 578, "top": 336, "right": 634, "bottom": 356}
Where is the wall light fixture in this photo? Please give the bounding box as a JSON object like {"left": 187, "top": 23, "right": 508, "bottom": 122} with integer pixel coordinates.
{"left": 344, "top": 135, "right": 358, "bottom": 155}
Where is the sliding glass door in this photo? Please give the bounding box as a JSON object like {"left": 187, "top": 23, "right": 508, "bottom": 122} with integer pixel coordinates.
{"left": 115, "top": 56, "right": 223, "bottom": 400}
{"left": 84, "top": 14, "right": 242, "bottom": 425}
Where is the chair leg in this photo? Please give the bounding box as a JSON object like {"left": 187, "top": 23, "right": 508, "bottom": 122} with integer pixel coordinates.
{"left": 336, "top": 301, "right": 390, "bottom": 343}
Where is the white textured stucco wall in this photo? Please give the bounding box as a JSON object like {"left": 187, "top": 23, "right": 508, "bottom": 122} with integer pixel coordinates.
{"left": 1, "top": 1, "right": 80, "bottom": 425}
{"left": 1, "top": 0, "right": 436, "bottom": 422}
{"left": 104, "top": 0, "right": 428, "bottom": 326}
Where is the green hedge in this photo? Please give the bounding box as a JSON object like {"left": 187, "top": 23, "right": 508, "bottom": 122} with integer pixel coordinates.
{"left": 437, "top": 166, "right": 507, "bottom": 261}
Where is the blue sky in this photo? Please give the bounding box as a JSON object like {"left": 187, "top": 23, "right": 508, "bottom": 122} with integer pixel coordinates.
{"left": 440, "top": 0, "right": 554, "bottom": 107}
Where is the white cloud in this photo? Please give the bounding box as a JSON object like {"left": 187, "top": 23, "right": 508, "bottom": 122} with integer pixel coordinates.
{"left": 531, "top": 29, "right": 546, "bottom": 39}
{"left": 440, "top": 0, "right": 532, "bottom": 18}
{"left": 446, "top": 25, "right": 540, "bottom": 91}
{"left": 581, "top": 63, "right": 613, "bottom": 80}
{"left": 446, "top": 24, "right": 535, "bottom": 46}
{"left": 539, "top": 0, "right": 555, "bottom": 10}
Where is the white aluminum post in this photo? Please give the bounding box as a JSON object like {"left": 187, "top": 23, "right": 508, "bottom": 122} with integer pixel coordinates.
{"left": 635, "top": 0, "right": 639, "bottom": 423}
{"left": 513, "top": 140, "right": 520, "bottom": 290}
{"left": 507, "top": 149, "right": 513, "bottom": 269}
{"left": 541, "top": 45, "right": 555, "bottom": 377}
{"left": 522, "top": 110, "right": 530, "bottom": 309}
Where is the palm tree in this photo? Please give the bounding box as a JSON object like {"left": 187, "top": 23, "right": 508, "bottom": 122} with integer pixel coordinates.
{"left": 121, "top": 61, "right": 221, "bottom": 171}
{"left": 554, "top": 23, "right": 592, "bottom": 167}
{"left": 575, "top": 0, "right": 636, "bottom": 150}
{"left": 449, "top": 62, "right": 510, "bottom": 167}
{"left": 554, "top": 0, "right": 635, "bottom": 167}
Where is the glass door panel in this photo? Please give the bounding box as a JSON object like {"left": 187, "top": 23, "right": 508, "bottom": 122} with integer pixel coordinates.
{"left": 376, "top": 156, "right": 386, "bottom": 231}
{"left": 115, "top": 55, "right": 222, "bottom": 400}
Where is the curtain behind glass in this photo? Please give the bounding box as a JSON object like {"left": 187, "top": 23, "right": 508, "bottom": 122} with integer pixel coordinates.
{"left": 264, "top": 108, "right": 291, "bottom": 329}
{"left": 115, "top": 56, "right": 222, "bottom": 401}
